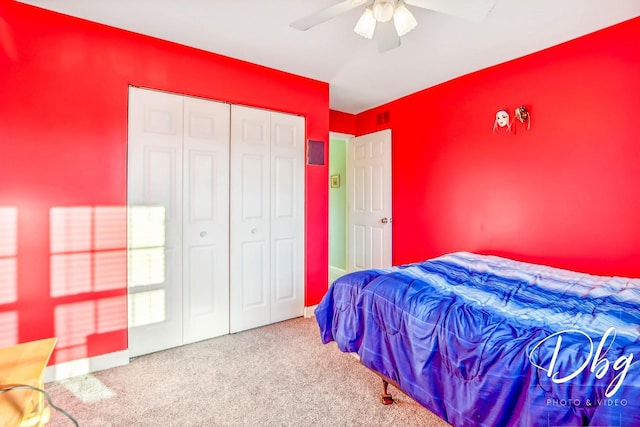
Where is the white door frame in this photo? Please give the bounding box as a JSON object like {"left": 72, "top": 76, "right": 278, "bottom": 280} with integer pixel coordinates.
{"left": 329, "top": 132, "right": 352, "bottom": 283}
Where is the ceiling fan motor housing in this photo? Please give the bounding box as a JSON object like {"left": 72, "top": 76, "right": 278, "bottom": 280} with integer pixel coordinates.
{"left": 373, "top": 0, "right": 396, "bottom": 22}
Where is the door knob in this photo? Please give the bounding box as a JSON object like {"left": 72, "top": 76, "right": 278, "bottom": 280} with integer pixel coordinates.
{"left": 200, "top": 231, "right": 207, "bottom": 237}
{"left": 381, "top": 217, "right": 389, "bottom": 224}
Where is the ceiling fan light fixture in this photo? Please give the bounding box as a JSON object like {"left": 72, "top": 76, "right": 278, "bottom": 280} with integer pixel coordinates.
{"left": 372, "top": 1, "right": 395, "bottom": 23}
{"left": 354, "top": 7, "right": 377, "bottom": 39}
{"left": 393, "top": 4, "right": 417, "bottom": 37}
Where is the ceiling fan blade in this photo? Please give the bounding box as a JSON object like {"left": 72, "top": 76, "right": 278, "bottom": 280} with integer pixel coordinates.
{"left": 377, "top": 21, "right": 401, "bottom": 53}
{"left": 404, "top": 0, "right": 497, "bottom": 21}
{"left": 290, "top": 0, "right": 368, "bottom": 31}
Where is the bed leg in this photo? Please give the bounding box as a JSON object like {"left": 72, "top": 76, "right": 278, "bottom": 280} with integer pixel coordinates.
{"left": 380, "top": 379, "right": 394, "bottom": 405}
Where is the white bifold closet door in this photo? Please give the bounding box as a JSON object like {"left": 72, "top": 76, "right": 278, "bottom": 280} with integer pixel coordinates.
{"left": 127, "top": 87, "right": 230, "bottom": 357}
{"left": 229, "top": 105, "right": 305, "bottom": 333}
{"left": 128, "top": 88, "right": 305, "bottom": 357}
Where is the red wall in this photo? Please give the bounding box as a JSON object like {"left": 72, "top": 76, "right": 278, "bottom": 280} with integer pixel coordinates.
{"left": 329, "top": 109, "right": 357, "bottom": 135}
{"left": 0, "top": 1, "right": 329, "bottom": 362}
{"left": 3, "top": 1, "right": 638, "bottom": 368}
{"left": 354, "top": 17, "right": 640, "bottom": 277}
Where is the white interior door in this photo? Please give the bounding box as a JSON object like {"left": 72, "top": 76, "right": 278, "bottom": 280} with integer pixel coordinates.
{"left": 230, "top": 105, "right": 271, "bottom": 333}
{"left": 182, "top": 96, "right": 230, "bottom": 343}
{"left": 229, "top": 105, "right": 305, "bottom": 333}
{"left": 269, "top": 111, "right": 305, "bottom": 323}
{"left": 347, "top": 129, "right": 392, "bottom": 271}
{"left": 128, "top": 87, "right": 184, "bottom": 357}
{"left": 128, "top": 87, "right": 231, "bottom": 356}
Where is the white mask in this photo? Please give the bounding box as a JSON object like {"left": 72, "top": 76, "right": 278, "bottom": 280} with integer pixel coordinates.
{"left": 496, "top": 110, "right": 509, "bottom": 127}
{"left": 493, "top": 109, "right": 511, "bottom": 133}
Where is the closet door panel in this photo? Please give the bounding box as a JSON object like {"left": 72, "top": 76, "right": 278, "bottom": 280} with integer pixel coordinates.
{"left": 273, "top": 238, "right": 295, "bottom": 301}
{"left": 127, "top": 87, "right": 184, "bottom": 357}
{"left": 270, "top": 112, "right": 305, "bottom": 323}
{"left": 241, "top": 241, "right": 268, "bottom": 307}
{"left": 241, "top": 155, "right": 267, "bottom": 219}
{"left": 230, "top": 105, "right": 271, "bottom": 333}
{"left": 182, "top": 97, "right": 230, "bottom": 343}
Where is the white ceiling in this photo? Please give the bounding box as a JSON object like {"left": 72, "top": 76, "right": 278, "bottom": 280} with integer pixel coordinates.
{"left": 17, "top": 0, "right": 640, "bottom": 114}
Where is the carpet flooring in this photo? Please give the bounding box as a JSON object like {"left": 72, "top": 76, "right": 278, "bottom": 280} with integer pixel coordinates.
{"left": 45, "top": 316, "right": 451, "bottom": 426}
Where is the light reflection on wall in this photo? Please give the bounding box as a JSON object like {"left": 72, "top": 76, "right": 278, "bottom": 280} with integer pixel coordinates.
{"left": 0, "top": 207, "right": 18, "bottom": 347}
{"left": 2, "top": 205, "right": 166, "bottom": 360}
{"left": 127, "top": 206, "right": 166, "bottom": 328}
{"left": 54, "top": 301, "right": 95, "bottom": 362}
{"left": 50, "top": 207, "right": 128, "bottom": 296}
{"left": 53, "top": 296, "right": 127, "bottom": 362}
{"left": 50, "top": 207, "right": 128, "bottom": 362}
{"left": 0, "top": 311, "right": 18, "bottom": 348}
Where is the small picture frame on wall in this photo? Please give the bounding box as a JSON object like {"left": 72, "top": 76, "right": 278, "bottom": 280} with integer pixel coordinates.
{"left": 331, "top": 175, "right": 340, "bottom": 188}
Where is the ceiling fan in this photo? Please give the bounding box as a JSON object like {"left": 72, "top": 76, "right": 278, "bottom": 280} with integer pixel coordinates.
{"left": 290, "top": 0, "right": 497, "bottom": 52}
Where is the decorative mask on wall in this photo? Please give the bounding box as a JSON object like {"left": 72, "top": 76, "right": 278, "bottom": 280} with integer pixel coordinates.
{"left": 493, "top": 109, "right": 511, "bottom": 133}
{"left": 513, "top": 105, "right": 531, "bottom": 130}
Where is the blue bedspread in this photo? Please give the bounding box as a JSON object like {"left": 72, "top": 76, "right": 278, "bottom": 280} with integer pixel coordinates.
{"left": 315, "top": 252, "right": 640, "bottom": 426}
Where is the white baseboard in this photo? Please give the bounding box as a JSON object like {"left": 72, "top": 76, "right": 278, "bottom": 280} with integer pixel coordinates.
{"left": 304, "top": 305, "right": 318, "bottom": 318}
{"left": 329, "top": 266, "right": 346, "bottom": 283}
{"left": 45, "top": 349, "right": 129, "bottom": 382}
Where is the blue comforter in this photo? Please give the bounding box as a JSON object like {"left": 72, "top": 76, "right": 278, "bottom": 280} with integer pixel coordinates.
{"left": 315, "top": 252, "right": 640, "bottom": 426}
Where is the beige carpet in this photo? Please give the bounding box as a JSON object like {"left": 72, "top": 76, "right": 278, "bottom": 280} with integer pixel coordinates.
{"left": 45, "top": 316, "right": 451, "bottom": 426}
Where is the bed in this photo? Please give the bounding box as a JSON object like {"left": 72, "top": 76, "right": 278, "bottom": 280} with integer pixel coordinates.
{"left": 315, "top": 251, "right": 640, "bottom": 426}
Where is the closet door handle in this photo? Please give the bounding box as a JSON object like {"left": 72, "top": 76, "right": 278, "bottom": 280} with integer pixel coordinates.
{"left": 251, "top": 228, "right": 257, "bottom": 234}
{"left": 200, "top": 231, "right": 207, "bottom": 237}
